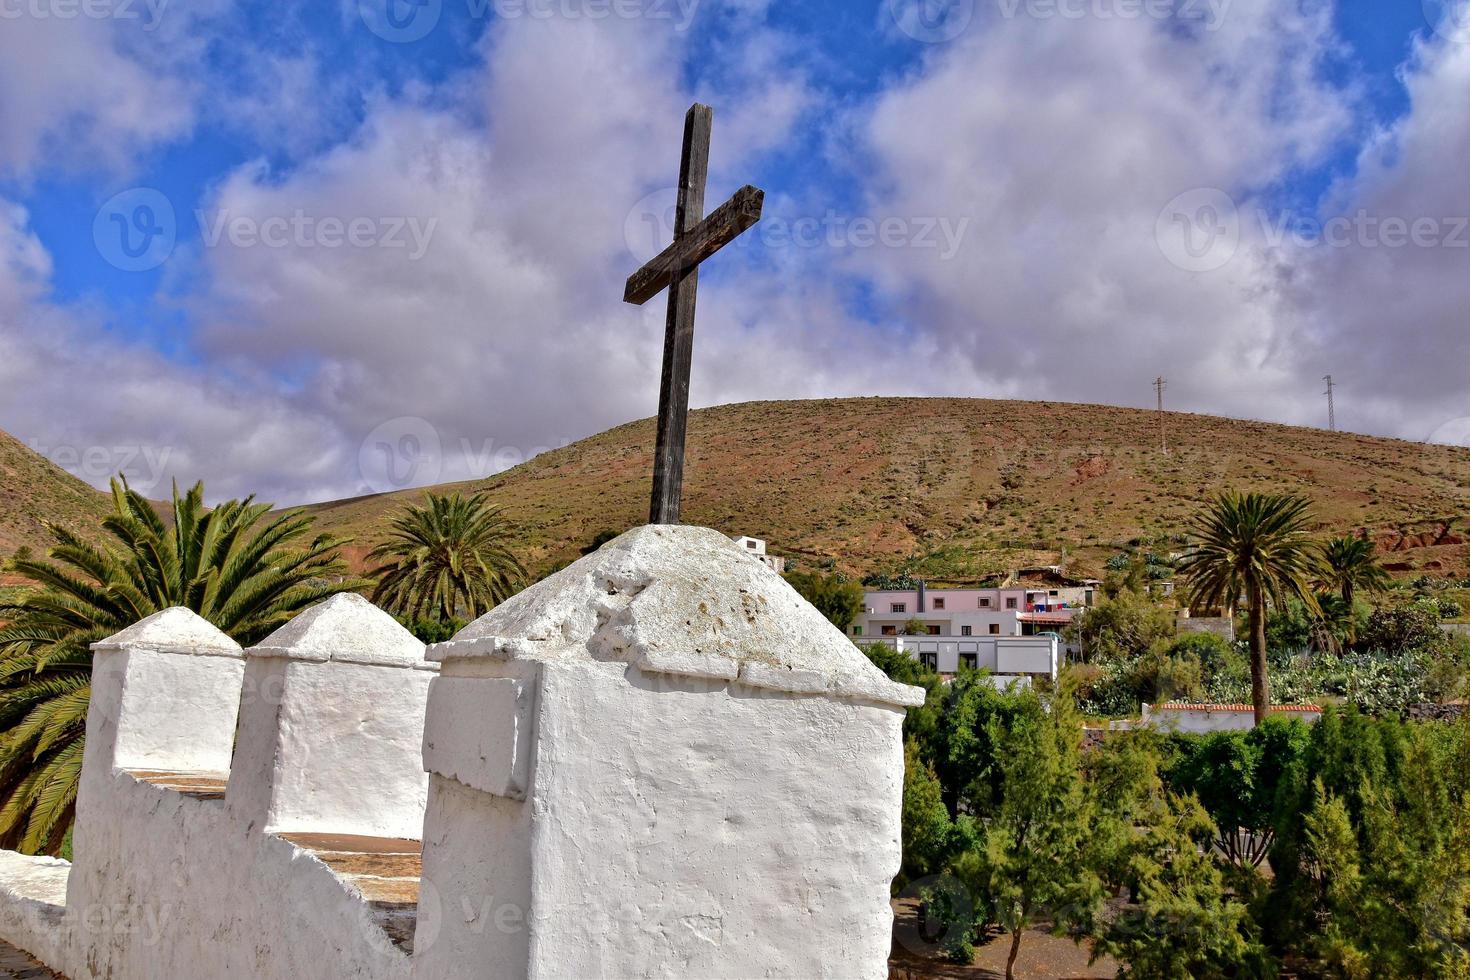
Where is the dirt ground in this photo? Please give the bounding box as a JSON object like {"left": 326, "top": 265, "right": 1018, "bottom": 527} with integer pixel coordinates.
{"left": 889, "top": 897, "right": 1118, "bottom": 980}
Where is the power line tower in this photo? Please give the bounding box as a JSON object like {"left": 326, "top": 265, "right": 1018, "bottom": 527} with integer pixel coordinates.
{"left": 1323, "top": 375, "right": 1336, "bottom": 432}
{"left": 1154, "top": 376, "right": 1167, "bottom": 452}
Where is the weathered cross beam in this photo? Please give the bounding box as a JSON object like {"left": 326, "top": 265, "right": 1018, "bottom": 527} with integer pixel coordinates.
{"left": 624, "top": 103, "right": 764, "bottom": 525}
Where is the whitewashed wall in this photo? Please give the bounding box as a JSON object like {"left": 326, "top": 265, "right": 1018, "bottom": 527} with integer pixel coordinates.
{"left": 9, "top": 599, "right": 433, "bottom": 980}
{"left": 414, "top": 525, "right": 923, "bottom": 979}
{"left": 0, "top": 526, "right": 922, "bottom": 980}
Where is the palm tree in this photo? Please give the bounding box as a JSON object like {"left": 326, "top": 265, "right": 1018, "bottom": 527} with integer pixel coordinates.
{"left": 1320, "top": 533, "right": 1389, "bottom": 647}
{"left": 1320, "top": 533, "right": 1389, "bottom": 610}
{"left": 368, "top": 492, "right": 525, "bottom": 621}
{"left": 0, "top": 479, "right": 361, "bottom": 855}
{"left": 1176, "top": 492, "right": 1321, "bottom": 725}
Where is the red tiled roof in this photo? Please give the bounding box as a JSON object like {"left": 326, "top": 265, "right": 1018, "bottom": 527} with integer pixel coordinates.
{"left": 1156, "top": 702, "right": 1322, "bottom": 713}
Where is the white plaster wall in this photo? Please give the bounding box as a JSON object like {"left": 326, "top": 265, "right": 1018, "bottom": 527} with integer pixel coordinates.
{"left": 1144, "top": 706, "right": 1322, "bottom": 733}
{"left": 230, "top": 658, "right": 434, "bottom": 838}
{"left": 61, "top": 771, "right": 411, "bottom": 980}
{"left": 415, "top": 658, "right": 905, "bottom": 980}
{"left": 107, "top": 648, "right": 244, "bottom": 773}
{"left": 0, "top": 852, "right": 69, "bottom": 970}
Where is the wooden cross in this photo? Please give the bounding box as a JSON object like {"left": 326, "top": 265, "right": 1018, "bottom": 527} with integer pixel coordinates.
{"left": 624, "top": 103, "right": 764, "bottom": 525}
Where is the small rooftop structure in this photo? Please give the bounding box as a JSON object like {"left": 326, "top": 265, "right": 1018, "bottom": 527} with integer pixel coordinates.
{"left": 730, "top": 533, "right": 785, "bottom": 573}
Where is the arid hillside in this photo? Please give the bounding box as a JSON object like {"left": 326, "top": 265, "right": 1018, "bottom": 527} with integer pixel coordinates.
{"left": 291, "top": 398, "right": 1470, "bottom": 584}
{"left": 0, "top": 428, "right": 115, "bottom": 579}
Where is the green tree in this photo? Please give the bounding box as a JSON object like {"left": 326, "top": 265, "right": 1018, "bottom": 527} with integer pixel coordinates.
{"left": 1067, "top": 588, "right": 1175, "bottom": 664}
{"left": 1321, "top": 534, "right": 1391, "bottom": 611}
{"left": 782, "top": 570, "right": 864, "bottom": 632}
{"left": 900, "top": 739, "right": 954, "bottom": 884}
{"left": 0, "top": 480, "right": 359, "bottom": 854}
{"left": 1177, "top": 492, "right": 1322, "bottom": 725}
{"left": 1166, "top": 718, "right": 1311, "bottom": 871}
{"left": 949, "top": 685, "right": 1104, "bottom": 980}
{"left": 1095, "top": 791, "right": 1268, "bottom": 978}
{"left": 368, "top": 491, "right": 526, "bottom": 621}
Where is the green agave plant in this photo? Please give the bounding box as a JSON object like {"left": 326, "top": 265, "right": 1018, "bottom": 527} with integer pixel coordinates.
{"left": 0, "top": 479, "right": 364, "bottom": 855}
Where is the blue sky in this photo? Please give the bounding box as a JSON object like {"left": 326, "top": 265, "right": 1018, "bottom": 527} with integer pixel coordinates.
{"left": 1, "top": 0, "right": 1468, "bottom": 503}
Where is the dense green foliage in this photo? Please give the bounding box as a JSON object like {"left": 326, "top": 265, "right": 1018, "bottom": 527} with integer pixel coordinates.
{"left": 781, "top": 570, "right": 864, "bottom": 632}
{"left": 869, "top": 648, "right": 1261, "bottom": 976}
{"left": 0, "top": 480, "right": 360, "bottom": 854}
{"left": 1169, "top": 709, "right": 1470, "bottom": 977}
{"left": 867, "top": 641, "right": 1470, "bottom": 976}
{"left": 368, "top": 491, "right": 526, "bottom": 620}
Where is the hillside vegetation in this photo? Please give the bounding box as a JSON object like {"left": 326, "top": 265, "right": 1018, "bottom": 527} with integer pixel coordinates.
{"left": 0, "top": 429, "right": 114, "bottom": 578}
{"left": 4, "top": 399, "right": 1468, "bottom": 583}
{"left": 293, "top": 398, "right": 1470, "bottom": 583}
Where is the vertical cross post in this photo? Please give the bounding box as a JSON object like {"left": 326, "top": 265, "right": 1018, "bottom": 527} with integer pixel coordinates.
{"left": 624, "top": 104, "right": 763, "bottom": 525}
{"left": 649, "top": 105, "right": 712, "bottom": 524}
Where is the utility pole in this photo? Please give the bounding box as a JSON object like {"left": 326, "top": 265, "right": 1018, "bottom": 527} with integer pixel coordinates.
{"left": 1323, "top": 375, "right": 1336, "bottom": 432}
{"left": 1154, "top": 376, "right": 1167, "bottom": 452}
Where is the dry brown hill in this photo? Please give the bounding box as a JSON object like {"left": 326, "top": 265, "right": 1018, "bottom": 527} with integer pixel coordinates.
{"left": 294, "top": 398, "right": 1470, "bottom": 584}
{"left": 0, "top": 428, "right": 114, "bottom": 579}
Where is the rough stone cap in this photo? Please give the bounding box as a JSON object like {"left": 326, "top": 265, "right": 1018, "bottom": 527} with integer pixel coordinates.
{"left": 247, "top": 593, "right": 435, "bottom": 670}
{"left": 430, "top": 525, "right": 925, "bottom": 709}
{"left": 91, "top": 606, "right": 243, "bottom": 659}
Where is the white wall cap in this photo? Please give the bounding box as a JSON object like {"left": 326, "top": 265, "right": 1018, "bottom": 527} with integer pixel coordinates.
{"left": 91, "top": 606, "right": 242, "bottom": 658}
{"left": 430, "top": 524, "right": 925, "bottom": 709}
{"left": 246, "top": 593, "right": 434, "bottom": 670}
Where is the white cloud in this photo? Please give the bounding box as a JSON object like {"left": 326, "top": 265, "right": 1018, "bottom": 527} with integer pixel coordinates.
{"left": 851, "top": 1, "right": 1360, "bottom": 431}
{"left": 5, "top": 0, "right": 1470, "bottom": 509}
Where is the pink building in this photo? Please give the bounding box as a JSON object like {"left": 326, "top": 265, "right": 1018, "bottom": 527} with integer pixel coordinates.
{"left": 851, "top": 582, "right": 1096, "bottom": 641}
